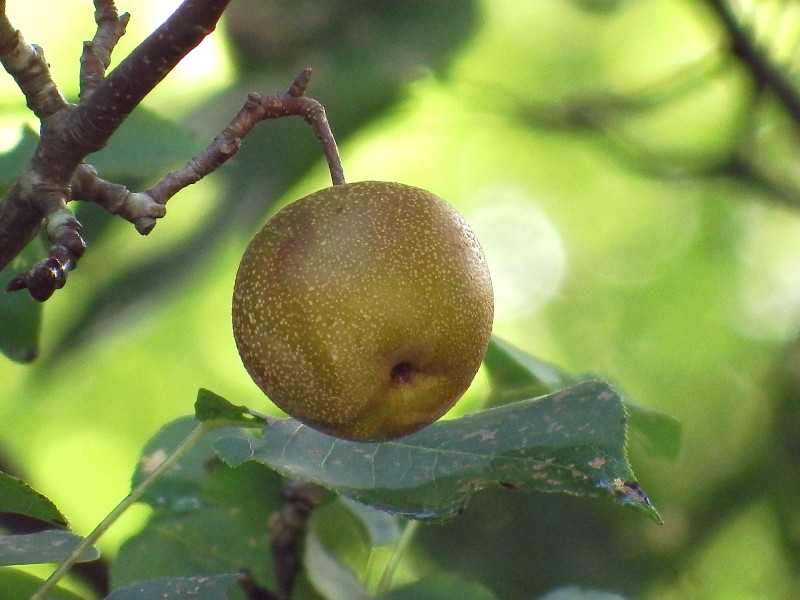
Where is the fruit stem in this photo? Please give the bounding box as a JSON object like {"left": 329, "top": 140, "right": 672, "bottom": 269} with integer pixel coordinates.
{"left": 376, "top": 519, "right": 421, "bottom": 594}
{"left": 303, "top": 97, "right": 346, "bottom": 186}
{"left": 31, "top": 420, "right": 219, "bottom": 600}
{"left": 286, "top": 68, "right": 345, "bottom": 186}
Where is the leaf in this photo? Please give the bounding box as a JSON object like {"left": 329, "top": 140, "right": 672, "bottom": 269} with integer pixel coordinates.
{"left": 114, "top": 459, "right": 288, "bottom": 595}
{"left": 485, "top": 336, "right": 681, "bottom": 461}
{"left": 224, "top": 0, "right": 478, "bottom": 77}
{"left": 567, "top": 0, "right": 629, "bottom": 13}
{"left": 104, "top": 574, "right": 238, "bottom": 600}
{"left": 0, "top": 236, "right": 45, "bottom": 363}
{"left": 304, "top": 530, "right": 371, "bottom": 600}
{"left": 0, "top": 531, "right": 99, "bottom": 566}
{"left": 131, "top": 416, "right": 248, "bottom": 512}
{"left": 194, "top": 388, "right": 264, "bottom": 426}
{"left": 0, "top": 125, "right": 38, "bottom": 188}
{"left": 89, "top": 107, "right": 199, "bottom": 183}
{"left": 339, "top": 497, "right": 402, "bottom": 546}
{"left": 625, "top": 401, "right": 682, "bottom": 461}
{"left": 120, "top": 415, "right": 310, "bottom": 592}
{"left": 307, "top": 498, "right": 382, "bottom": 590}
{"left": 538, "top": 586, "right": 633, "bottom": 600}
{"left": 482, "top": 336, "right": 576, "bottom": 406}
{"left": 0, "top": 568, "right": 86, "bottom": 600}
{"left": 0, "top": 471, "right": 67, "bottom": 527}
{"left": 383, "top": 572, "right": 498, "bottom": 600}
{"left": 215, "top": 380, "right": 660, "bottom": 522}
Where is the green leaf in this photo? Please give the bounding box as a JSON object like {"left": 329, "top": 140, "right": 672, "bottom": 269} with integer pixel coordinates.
{"left": 115, "top": 459, "right": 289, "bottom": 595}
{"left": 215, "top": 380, "right": 660, "bottom": 522}
{"left": 131, "top": 416, "right": 251, "bottom": 512}
{"left": 339, "top": 497, "right": 402, "bottom": 547}
{"left": 0, "top": 568, "right": 86, "bottom": 600}
{"left": 483, "top": 336, "right": 576, "bottom": 405}
{"left": 104, "top": 574, "right": 238, "bottom": 600}
{"left": 538, "top": 586, "right": 633, "bottom": 600}
{"left": 224, "top": 0, "right": 478, "bottom": 77}
{"left": 0, "top": 236, "right": 44, "bottom": 363}
{"left": 0, "top": 531, "right": 99, "bottom": 566}
{"left": 307, "top": 498, "right": 380, "bottom": 591}
{"left": 383, "top": 572, "right": 498, "bottom": 600}
{"left": 194, "top": 388, "right": 264, "bottom": 426}
{"left": 304, "top": 530, "right": 371, "bottom": 600}
{"left": 625, "top": 401, "right": 682, "bottom": 461}
{"left": 89, "top": 107, "right": 199, "bottom": 183}
{"left": 485, "top": 336, "right": 681, "bottom": 461}
{"left": 0, "top": 126, "right": 38, "bottom": 188}
{"left": 0, "top": 471, "right": 67, "bottom": 527}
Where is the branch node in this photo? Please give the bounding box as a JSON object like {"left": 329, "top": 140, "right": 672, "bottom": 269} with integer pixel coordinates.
{"left": 287, "top": 68, "right": 312, "bottom": 98}
{"left": 80, "top": 3, "right": 131, "bottom": 101}
{"left": 268, "top": 482, "right": 328, "bottom": 600}
{"left": 6, "top": 256, "right": 67, "bottom": 301}
{"left": 5, "top": 201, "right": 85, "bottom": 301}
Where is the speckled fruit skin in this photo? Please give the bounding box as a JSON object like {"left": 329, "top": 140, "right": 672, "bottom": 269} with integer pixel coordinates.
{"left": 232, "top": 181, "right": 494, "bottom": 442}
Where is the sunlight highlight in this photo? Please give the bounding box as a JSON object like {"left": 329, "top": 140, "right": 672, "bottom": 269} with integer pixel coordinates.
{"left": 469, "top": 186, "right": 566, "bottom": 322}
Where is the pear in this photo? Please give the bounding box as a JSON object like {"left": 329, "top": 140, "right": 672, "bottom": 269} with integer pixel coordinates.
{"left": 232, "top": 181, "right": 493, "bottom": 442}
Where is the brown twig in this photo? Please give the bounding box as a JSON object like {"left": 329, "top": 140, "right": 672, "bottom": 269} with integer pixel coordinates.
{"left": 268, "top": 481, "right": 328, "bottom": 600}
{"left": 139, "top": 68, "right": 345, "bottom": 234}
{"left": 238, "top": 570, "right": 280, "bottom": 600}
{"left": 80, "top": 1, "right": 130, "bottom": 101}
{"left": 70, "top": 0, "right": 233, "bottom": 154}
{"left": 5, "top": 203, "right": 85, "bottom": 301}
{"left": 0, "top": 0, "right": 232, "bottom": 300}
{"left": 0, "top": 0, "right": 67, "bottom": 119}
{"left": 71, "top": 163, "right": 166, "bottom": 224}
{"left": 1, "top": 1, "right": 129, "bottom": 301}
{"left": 1, "top": 0, "right": 344, "bottom": 302}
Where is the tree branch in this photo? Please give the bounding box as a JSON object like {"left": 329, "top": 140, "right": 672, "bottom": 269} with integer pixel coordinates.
{"left": 706, "top": 0, "right": 800, "bottom": 126}
{"left": 268, "top": 481, "right": 328, "bottom": 600}
{"left": 80, "top": 1, "right": 130, "bottom": 101}
{"left": 0, "top": 0, "right": 232, "bottom": 300}
{"left": 0, "top": 1, "right": 343, "bottom": 302}
{"left": 138, "top": 68, "right": 345, "bottom": 234}
{"left": 71, "top": 163, "right": 166, "bottom": 224}
{"left": 0, "top": 0, "right": 68, "bottom": 119}
{"left": 69, "top": 0, "right": 232, "bottom": 154}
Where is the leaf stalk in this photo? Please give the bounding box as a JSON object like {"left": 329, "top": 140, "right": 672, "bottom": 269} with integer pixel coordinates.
{"left": 31, "top": 420, "right": 218, "bottom": 600}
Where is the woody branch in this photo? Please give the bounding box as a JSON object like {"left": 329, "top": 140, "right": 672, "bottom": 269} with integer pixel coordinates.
{"left": 0, "top": 0, "right": 343, "bottom": 302}
{"left": 0, "top": 0, "right": 232, "bottom": 300}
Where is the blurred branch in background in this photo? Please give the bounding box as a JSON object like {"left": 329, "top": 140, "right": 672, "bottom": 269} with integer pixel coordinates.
{"left": 513, "top": 0, "right": 800, "bottom": 212}
{"left": 705, "top": 0, "right": 800, "bottom": 123}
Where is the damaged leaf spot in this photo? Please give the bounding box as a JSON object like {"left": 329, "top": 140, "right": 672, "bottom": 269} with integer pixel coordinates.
{"left": 140, "top": 449, "right": 168, "bottom": 474}
{"left": 588, "top": 456, "right": 607, "bottom": 469}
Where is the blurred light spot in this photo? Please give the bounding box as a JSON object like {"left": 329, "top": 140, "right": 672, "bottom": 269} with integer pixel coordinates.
{"left": 148, "top": 0, "right": 233, "bottom": 88}
{"left": 738, "top": 204, "right": 800, "bottom": 340}
{"left": 31, "top": 427, "right": 148, "bottom": 552}
{"left": 468, "top": 186, "right": 566, "bottom": 322}
{"left": 0, "top": 120, "right": 26, "bottom": 153}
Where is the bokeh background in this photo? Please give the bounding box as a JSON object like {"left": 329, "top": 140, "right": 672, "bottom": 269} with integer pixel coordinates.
{"left": 2, "top": 0, "right": 800, "bottom": 598}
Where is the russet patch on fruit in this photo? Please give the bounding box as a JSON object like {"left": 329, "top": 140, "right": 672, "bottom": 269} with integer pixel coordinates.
{"left": 232, "top": 181, "right": 493, "bottom": 442}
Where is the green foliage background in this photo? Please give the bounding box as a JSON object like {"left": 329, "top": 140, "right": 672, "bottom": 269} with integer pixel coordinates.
{"left": 2, "top": 0, "right": 800, "bottom": 598}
